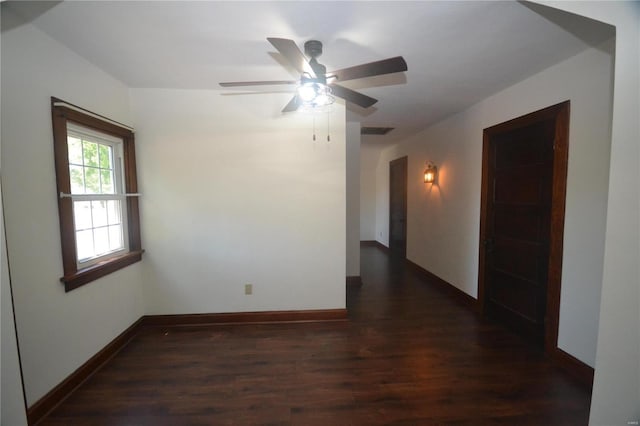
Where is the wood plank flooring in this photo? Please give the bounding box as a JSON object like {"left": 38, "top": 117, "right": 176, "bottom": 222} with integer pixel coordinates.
{"left": 40, "top": 244, "right": 591, "bottom": 425}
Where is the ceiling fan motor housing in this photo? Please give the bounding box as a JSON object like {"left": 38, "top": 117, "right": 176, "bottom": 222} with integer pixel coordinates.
{"left": 304, "top": 40, "right": 327, "bottom": 83}
{"left": 304, "top": 40, "right": 323, "bottom": 58}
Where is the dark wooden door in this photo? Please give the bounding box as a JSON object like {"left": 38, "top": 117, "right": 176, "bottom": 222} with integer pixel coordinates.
{"left": 479, "top": 102, "right": 569, "bottom": 348}
{"left": 389, "top": 156, "right": 407, "bottom": 256}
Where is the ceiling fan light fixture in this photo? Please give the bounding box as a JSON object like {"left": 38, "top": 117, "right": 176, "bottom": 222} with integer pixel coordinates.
{"left": 298, "top": 81, "right": 334, "bottom": 108}
{"left": 298, "top": 82, "right": 319, "bottom": 102}
{"left": 314, "top": 92, "right": 332, "bottom": 107}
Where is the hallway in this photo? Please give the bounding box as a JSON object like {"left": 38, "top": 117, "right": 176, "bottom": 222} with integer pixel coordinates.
{"left": 41, "top": 244, "right": 591, "bottom": 425}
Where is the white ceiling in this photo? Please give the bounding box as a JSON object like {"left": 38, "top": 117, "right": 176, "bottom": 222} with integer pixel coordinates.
{"left": 5, "top": 1, "right": 614, "bottom": 145}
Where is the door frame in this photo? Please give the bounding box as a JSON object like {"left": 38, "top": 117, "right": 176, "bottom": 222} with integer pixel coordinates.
{"left": 478, "top": 101, "right": 570, "bottom": 355}
{"left": 388, "top": 156, "right": 408, "bottom": 256}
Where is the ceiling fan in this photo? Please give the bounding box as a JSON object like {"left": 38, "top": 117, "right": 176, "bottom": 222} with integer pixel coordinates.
{"left": 219, "top": 38, "right": 408, "bottom": 112}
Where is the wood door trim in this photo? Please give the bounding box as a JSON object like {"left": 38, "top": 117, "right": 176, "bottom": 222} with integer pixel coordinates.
{"left": 478, "top": 101, "right": 570, "bottom": 356}
{"left": 346, "top": 276, "right": 363, "bottom": 287}
{"left": 389, "top": 156, "right": 408, "bottom": 256}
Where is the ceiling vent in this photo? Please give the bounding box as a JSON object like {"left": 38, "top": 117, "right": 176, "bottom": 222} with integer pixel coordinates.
{"left": 361, "top": 127, "right": 394, "bottom": 135}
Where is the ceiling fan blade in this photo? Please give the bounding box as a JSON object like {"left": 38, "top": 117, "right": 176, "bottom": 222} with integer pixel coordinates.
{"left": 219, "top": 80, "right": 297, "bottom": 87}
{"left": 281, "top": 95, "right": 299, "bottom": 113}
{"left": 267, "top": 37, "right": 316, "bottom": 78}
{"left": 329, "top": 56, "right": 407, "bottom": 82}
{"left": 330, "top": 84, "right": 378, "bottom": 108}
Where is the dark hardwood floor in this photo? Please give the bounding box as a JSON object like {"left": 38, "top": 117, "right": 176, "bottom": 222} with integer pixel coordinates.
{"left": 40, "top": 244, "right": 591, "bottom": 425}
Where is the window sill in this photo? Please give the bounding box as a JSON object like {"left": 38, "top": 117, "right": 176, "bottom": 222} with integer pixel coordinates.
{"left": 61, "top": 250, "right": 144, "bottom": 292}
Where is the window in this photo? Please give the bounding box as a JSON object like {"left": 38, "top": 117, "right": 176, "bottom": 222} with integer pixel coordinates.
{"left": 52, "top": 97, "right": 142, "bottom": 291}
{"left": 67, "top": 123, "right": 128, "bottom": 266}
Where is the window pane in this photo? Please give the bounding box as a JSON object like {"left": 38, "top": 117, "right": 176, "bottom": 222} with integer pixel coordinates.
{"left": 93, "top": 227, "right": 109, "bottom": 255}
{"left": 73, "top": 201, "right": 92, "bottom": 230}
{"left": 101, "top": 169, "right": 114, "bottom": 194}
{"left": 91, "top": 200, "right": 108, "bottom": 228}
{"left": 108, "top": 225, "right": 124, "bottom": 251}
{"left": 69, "top": 165, "right": 85, "bottom": 194}
{"left": 84, "top": 167, "right": 100, "bottom": 194}
{"left": 76, "top": 229, "right": 94, "bottom": 261}
{"left": 68, "top": 136, "right": 83, "bottom": 165}
{"left": 99, "top": 144, "right": 112, "bottom": 169}
{"left": 107, "top": 200, "right": 121, "bottom": 225}
{"left": 83, "top": 141, "right": 99, "bottom": 167}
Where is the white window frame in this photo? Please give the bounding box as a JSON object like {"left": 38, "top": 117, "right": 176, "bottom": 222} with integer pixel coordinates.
{"left": 66, "top": 123, "right": 130, "bottom": 268}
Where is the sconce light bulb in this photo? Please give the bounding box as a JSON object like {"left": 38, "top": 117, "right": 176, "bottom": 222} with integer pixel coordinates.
{"left": 424, "top": 162, "right": 437, "bottom": 184}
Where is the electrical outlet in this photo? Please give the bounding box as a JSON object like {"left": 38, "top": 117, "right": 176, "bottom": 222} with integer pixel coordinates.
{"left": 244, "top": 284, "right": 253, "bottom": 295}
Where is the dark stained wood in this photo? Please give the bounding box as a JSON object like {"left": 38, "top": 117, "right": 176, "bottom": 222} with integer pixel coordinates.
{"left": 388, "top": 156, "right": 407, "bottom": 257}
{"left": 361, "top": 240, "right": 392, "bottom": 252}
{"left": 38, "top": 244, "right": 591, "bottom": 425}
{"left": 553, "top": 348, "right": 595, "bottom": 389}
{"left": 346, "top": 276, "right": 363, "bottom": 287}
{"left": 142, "top": 309, "right": 348, "bottom": 328}
{"left": 486, "top": 119, "right": 555, "bottom": 343}
{"left": 61, "top": 250, "right": 144, "bottom": 291}
{"left": 51, "top": 99, "right": 77, "bottom": 277}
{"left": 546, "top": 102, "right": 570, "bottom": 357}
{"left": 51, "top": 97, "right": 134, "bottom": 135}
{"left": 51, "top": 97, "right": 143, "bottom": 291}
{"left": 27, "top": 309, "right": 346, "bottom": 425}
{"left": 27, "top": 317, "right": 144, "bottom": 425}
{"left": 123, "top": 135, "right": 142, "bottom": 253}
{"left": 478, "top": 101, "right": 569, "bottom": 353}
{"left": 405, "top": 258, "right": 477, "bottom": 310}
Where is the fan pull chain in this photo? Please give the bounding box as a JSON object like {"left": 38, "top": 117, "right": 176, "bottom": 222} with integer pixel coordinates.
{"left": 327, "top": 111, "right": 331, "bottom": 142}
{"left": 313, "top": 114, "right": 316, "bottom": 141}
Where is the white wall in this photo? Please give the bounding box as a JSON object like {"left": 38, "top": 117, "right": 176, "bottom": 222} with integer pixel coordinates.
{"left": 130, "top": 90, "right": 346, "bottom": 314}
{"left": 1, "top": 12, "right": 145, "bottom": 405}
{"left": 589, "top": 10, "right": 640, "bottom": 425}
{"left": 537, "top": 2, "right": 640, "bottom": 424}
{"left": 346, "top": 122, "right": 360, "bottom": 277}
{"left": 2, "top": 1, "right": 636, "bottom": 423}
{"left": 1, "top": 181, "right": 28, "bottom": 425}
{"left": 375, "top": 42, "right": 614, "bottom": 368}
{"left": 360, "top": 144, "right": 381, "bottom": 241}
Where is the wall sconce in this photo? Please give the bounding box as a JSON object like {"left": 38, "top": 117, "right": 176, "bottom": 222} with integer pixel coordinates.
{"left": 424, "top": 161, "right": 438, "bottom": 184}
